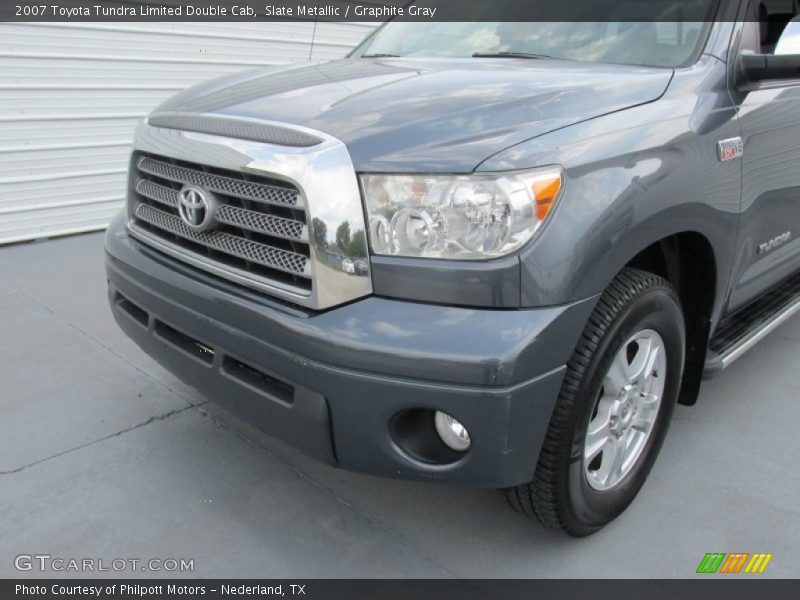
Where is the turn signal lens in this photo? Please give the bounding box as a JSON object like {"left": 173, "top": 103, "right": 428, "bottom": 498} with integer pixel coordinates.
{"left": 532, "top": 175, "right": 562, "bottom": 222}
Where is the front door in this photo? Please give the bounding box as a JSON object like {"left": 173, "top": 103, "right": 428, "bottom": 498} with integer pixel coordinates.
{"left": 728, "top": 1, "right": 800, "bottom": 311}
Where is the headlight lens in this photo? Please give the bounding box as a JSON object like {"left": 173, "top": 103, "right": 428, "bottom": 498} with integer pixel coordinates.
{"left": 361, "top": 167, "right": 563, "bottom": 260}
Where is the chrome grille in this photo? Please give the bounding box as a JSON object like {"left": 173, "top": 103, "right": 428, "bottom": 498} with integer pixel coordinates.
{"left": 135, "top": 204, "right": 309, "bottom": 276}
{"left": 129, "top": 153, "right": 311, "bottom": 294}
{"left": 138, "top": 156, "right": 301, "bottom": 207}
{"left": 216, "top": 205, "right": 306, "bottom": 241}
{"left": 135, "top": 179, "right": 177, "bottom": 208}
{"left": 135, "top": 179, "right": 307, "bottom": 242}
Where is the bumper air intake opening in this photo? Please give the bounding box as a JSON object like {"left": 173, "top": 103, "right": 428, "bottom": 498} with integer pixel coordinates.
{"left": 222, "top": 356, "right": 295, "bottom": 406}
{"left": 390, "top": 409, "right": 468, "bottom": 465}
{"left": 115, "top": 292, "right": 149, "bottom": 328}
{"left": 154, "top": 320, "right": 215, "bottom": 365}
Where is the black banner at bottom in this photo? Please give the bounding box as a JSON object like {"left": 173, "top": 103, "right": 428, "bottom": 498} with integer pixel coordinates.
{"left": 3, "top": 579, "right": 800, "bottom": 600}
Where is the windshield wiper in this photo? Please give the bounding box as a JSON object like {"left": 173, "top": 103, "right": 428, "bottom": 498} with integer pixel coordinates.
{"left": 472, "top": 52, "right": 560, "bottom": 60}
{"left": 361, "top": 53, "right": 401, "bottom": 58}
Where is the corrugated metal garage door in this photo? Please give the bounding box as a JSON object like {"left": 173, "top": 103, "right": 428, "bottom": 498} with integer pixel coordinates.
{"left": 0, "top": 20, "right": 376, "bottom": 244}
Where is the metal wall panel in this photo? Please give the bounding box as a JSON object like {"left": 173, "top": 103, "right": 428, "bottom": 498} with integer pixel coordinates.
{"left": 0, "top": 20, "right": 376, "bottom": 244}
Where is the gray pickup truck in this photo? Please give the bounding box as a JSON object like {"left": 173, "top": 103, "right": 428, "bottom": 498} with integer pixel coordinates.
{"left": 105, "top": 1, "right": 800, "bottom": 535}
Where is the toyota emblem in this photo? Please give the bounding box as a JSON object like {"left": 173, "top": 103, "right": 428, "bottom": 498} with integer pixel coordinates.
{"left": 177, "top": 185, "right": 217, "bottom": 231}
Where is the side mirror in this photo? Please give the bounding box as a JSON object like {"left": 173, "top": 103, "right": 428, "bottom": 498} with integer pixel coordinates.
{"left": 739, "top": 17, "right": 800, "bottom": 85}
{"left": 740, "top": 53, "right": 800, "bottom": 83}
{"left": 774, "top": 17, "right": 800, "bottom": 55}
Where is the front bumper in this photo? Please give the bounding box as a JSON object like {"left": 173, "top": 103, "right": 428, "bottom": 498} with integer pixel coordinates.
{"left": 105, "top": 214, "right": 597, "bottom": 487}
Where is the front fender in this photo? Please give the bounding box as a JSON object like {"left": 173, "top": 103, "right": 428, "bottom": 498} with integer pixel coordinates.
{"left": 480, "top": 56, "right": 740, "bottom": 323}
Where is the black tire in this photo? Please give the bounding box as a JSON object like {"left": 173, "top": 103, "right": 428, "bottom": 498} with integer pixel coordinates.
{"left": 506, "top": 268, "right": 685, "bottom": 536}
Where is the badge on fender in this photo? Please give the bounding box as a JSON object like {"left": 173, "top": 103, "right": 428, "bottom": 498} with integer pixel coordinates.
{"left": 717, "top": 137, "right": 744, "bottom": 162}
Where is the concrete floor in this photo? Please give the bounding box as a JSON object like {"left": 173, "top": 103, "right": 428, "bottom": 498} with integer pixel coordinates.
{"left": 1, "top": 231, "right": 798, "bottom": 579}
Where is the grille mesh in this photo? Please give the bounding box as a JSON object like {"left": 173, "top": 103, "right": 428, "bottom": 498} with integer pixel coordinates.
{"left": 135, "top": 204, "right": 309, "bottom": 277}
{"left": 216, "top": 205, "right": 305, "bottom": 240}
{"left": 138, "top": 157, "right": 301, "bottom": 207}
{"left": 135, "top": 178, "right": 306, "bottom": 241}
{"left": 130, "top": 152, "right": 312, "bottom": 295}
{"left": 135, "top": 179, "right": 177, "bottom": 208}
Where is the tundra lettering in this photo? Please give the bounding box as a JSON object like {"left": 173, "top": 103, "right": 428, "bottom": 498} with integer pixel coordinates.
{"left": 758, "top": 231, "right": 792, "bottom": 254}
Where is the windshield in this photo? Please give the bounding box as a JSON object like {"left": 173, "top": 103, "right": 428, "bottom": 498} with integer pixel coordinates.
{"left": 354, "top": 2, "right": 718, "bottom": 68}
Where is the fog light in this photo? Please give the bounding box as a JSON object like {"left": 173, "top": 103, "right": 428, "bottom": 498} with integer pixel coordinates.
{"left": 434, "top": 411, "right": 471, "bottom": 452}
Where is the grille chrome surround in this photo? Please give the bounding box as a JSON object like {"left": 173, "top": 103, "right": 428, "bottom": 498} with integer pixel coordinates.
{"left": 126, "top": 117, "right": 372, "bottom": 310}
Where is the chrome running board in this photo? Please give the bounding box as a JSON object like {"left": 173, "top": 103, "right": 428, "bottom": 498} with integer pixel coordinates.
{"left": 705, "top": 272, "right": 800, "bottom": 377}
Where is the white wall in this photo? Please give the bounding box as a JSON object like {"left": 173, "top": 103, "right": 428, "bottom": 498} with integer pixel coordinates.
{"left": 0, "top": 20, "right": 376, "bottom": 244}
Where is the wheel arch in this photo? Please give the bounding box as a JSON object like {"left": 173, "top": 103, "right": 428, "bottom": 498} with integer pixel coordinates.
{"left": 624, "top": 231, "right": 718, "bottom": 406}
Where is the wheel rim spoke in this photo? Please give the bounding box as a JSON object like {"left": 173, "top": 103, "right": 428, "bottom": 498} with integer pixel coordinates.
{"left": 584, "top": 430, "right": 609, "bottom": 463}
{"left": 604, "top": 353, "right": 628, "bottom": 394}
{"left": 594, "top": 436, "right": 626, "bottom": 486}
{"left": 644, "top": 344, "right": 661, "bottom": 381}
{"left": 625, "top": 336, "right": 653, "bottom": 381}
{"left": 584, "top": 397, "right": 612, "bottom": 461}
{"left": 593, "top": 439, "right": 615, "bottom": 485}
{"left": 610, "top": 435, "right": 627, "bottom": 478}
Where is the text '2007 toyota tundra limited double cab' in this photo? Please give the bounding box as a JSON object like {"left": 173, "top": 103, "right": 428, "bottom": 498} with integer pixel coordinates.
{"left": 106, "top": 1, "right": 800, "bottom": 535}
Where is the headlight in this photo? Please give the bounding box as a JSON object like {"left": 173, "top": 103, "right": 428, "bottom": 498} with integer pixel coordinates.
{"left": 361, "top": 166, "right": 563, "bottom": 260}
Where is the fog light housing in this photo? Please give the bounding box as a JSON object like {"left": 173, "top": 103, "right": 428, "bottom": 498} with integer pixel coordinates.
{"left": 434, "top": 411, "right": 471, "bottom": 452}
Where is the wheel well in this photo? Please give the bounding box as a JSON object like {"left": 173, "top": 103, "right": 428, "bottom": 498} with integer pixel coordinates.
{"left": 625, "top": 233, "right": 716, "bottom": 406}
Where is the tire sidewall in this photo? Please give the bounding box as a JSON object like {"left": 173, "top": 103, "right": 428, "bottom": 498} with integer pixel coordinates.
{"left": 564, "top": 288, "right": 685, "bottom": 533}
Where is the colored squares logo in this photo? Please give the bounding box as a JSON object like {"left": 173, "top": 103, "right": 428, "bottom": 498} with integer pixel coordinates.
{"left": 696, "top": 552, "right": 773, "bottom": 574}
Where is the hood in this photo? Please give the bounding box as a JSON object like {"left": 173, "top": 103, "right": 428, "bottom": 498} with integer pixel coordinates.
{"left": 154, "top": 58, "right": 674, "bottom": 172}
